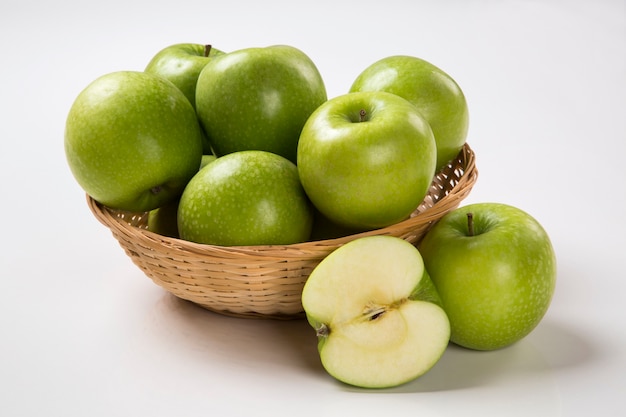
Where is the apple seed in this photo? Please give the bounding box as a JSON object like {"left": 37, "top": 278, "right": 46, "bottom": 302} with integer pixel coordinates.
{"left": 370, "top": 310, "right": 385, "bottom": 320}
{"left": 363, "top": 303, "right": 389, "bottom": 321}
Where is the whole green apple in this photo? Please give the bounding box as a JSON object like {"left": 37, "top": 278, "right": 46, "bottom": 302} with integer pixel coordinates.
{"left": 350, "top": 55, "right": 469, "bottom": 169}
{"left": 177, "top": 150, "right": 313, "bottom": 246}
{"left": 65, "top": 71, "right": 203, "bottom": 212}
{"left": 145, "top": 43, "right": 224, "bottom": 109}
{"left": 297, "top": 91, "right": 437, "bottom": 230}
{"left": 302, "top": 235, "right": 450, "bottom": 388}
{"left": 195, "top": 45, "right": 327, "bottom": 163}
{"left": 418, "top": 203, "right": 557, "bottom": 351}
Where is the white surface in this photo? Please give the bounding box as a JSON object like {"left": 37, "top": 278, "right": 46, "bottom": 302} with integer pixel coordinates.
{"left": 1, "top": 1, "right": 624, "bottom": 416}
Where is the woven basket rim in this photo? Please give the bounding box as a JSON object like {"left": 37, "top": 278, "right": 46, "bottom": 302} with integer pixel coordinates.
{"left": 88, "top": 143, "right": 477, "bottom": 257}
{"left": 86, "top": 143, "right": 477, "bottom": 319}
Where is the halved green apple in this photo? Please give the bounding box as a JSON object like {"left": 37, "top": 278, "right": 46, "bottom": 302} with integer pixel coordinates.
{"left": 301, "top": 235, "right": 450, "bottom": 388}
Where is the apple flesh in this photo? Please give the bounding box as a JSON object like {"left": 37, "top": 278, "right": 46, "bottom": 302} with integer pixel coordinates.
{"left": 418, "top": 203, "right": 557, "bottom": 351}
{"left": 64, "top": 71, "right": 203, "bottom": 212}
{"left": 350, "top": 55, "right": 469, "bottom": 170}
{"left": 302, "top": 235, "right": 450, "bottom": 388}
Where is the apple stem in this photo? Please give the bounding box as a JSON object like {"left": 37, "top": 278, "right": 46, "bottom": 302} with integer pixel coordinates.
{"left": 316, "top": 323, "right": 330, "bottom": 338}
{"left": 204, "top": 44, "right": 212, "bottom": 57}
{"left": 359, "top": 109, "right": 367, "bottom": 122}
{"left": 467, "top": 212, "right": 474, "bottom": 236}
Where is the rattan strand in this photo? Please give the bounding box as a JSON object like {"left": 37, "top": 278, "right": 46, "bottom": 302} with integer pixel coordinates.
{"left": 88, "top": 143, "right": 478, "bottom": 319}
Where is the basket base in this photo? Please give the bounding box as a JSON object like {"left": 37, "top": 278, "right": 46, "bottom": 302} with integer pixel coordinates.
{"left": 196, "top": 301, "right": 307, "bottom": 320}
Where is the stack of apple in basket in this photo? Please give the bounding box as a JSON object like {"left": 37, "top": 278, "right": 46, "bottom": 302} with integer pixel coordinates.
{"left": 67, "top": 43, "right": 556, "bottom": 389}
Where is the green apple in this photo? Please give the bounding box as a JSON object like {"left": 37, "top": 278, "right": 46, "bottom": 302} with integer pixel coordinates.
{"left": 147, "top": 155, "right": 217, "bottom": 238}
{"left": 65, "top": 71, "right": 203, "bottom": 212}
{"left": 199, "top": 154, "right": 217, "bottom": 170}
{"left": 302, "top": 235, "right": 450, "bottom": 388}
{"left": 147, "top": 198, "right": 180, "bottom": 238}
{"left": 177, "top": 150, "right": 313, "bottom": 246}
{"left": 297, "top": 91, "right": 437, "bottom": 230}
{"left": 418, "top": 203, "right": 557, "bottom": 351}
{"left": 350, "top": 55, "right": 469, "bottom": 169}
{"left": 195, "top": 45, "right": 327, "bottom": 163}
{"left": 309, "top": 209, "right": 363, "bottom": 241}
{"left": 145, "top": 43, "right": 225, "bottom": 154}
{"left": 144, "top": 43, "right": 224, "bottom": 109}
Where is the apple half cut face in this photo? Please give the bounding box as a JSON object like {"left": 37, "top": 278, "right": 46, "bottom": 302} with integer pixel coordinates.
{"left": 301, "top": 235, "right": 450, "bottom": 388}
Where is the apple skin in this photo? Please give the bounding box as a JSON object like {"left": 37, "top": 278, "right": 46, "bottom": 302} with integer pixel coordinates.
{"left": 177, "top": 150, "right": 314, "bottom": 246}
{"left": 418, "top": 203, "right": 557, "bottom": 351}
{"left": 297, "top": 91, "right": 437, "bottom": 230}
{"left": 145, "top": 43, "right": 225, "bottom": 154}
{"left": 65, "top": 71, "right": 203, "bottom": 212}
{"left": 199, "top": 154, "right": 217, "bottom": 170}
{"left": 147, "top": 155, "right": 217, "bottom": 238}
{"left": 302, "top": 235, "right": 450, "bottom": 388}
{"left": 145, "top": 43, "right": 224, "bottom": 109}
{"left": 195, "top": 45, "right": 327, "bottom": 163}
{"left": 309, "top": 209, "right": 364, "bottom": 241}
{"left": 147, "top": 199, "right": 180, "bottom": 238}
{"left": 350, "top": 55, "right": 469, "bottom": 169}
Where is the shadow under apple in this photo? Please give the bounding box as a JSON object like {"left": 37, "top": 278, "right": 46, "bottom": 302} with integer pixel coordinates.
{"left": 341, "top": 317, "right": 597, "bottom": 393}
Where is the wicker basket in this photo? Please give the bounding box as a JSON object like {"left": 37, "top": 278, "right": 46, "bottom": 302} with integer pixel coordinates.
{"left": 88, "top": 143, "right": 477, "bottom": 319}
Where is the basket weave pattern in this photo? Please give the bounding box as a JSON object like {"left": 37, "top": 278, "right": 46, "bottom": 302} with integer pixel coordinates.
{"left": 88, "top": 143, "right": 477, "bottom": 319}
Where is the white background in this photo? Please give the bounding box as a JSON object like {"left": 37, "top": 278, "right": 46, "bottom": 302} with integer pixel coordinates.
{"left": 1, "top": 0, "right": 624, "bottom": 416}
